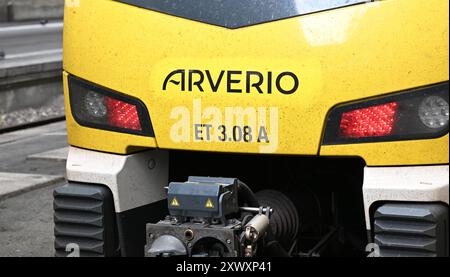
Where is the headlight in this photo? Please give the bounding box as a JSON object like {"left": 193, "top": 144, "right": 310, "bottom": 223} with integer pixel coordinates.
{"left": 418, "top": 96, "right": 449, "bottom": 129}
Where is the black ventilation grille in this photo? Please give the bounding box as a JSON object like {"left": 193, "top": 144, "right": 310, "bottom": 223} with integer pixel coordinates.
{"left": 53, "top": 183, "right": 118, "bottom": 257}
{"left": 374, "top": 203, "right": 448, "bottom": 257}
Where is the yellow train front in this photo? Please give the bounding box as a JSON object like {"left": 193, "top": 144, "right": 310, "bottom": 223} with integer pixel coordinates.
{"left": 55, "top": 0, "right": 449, "bottom": 257}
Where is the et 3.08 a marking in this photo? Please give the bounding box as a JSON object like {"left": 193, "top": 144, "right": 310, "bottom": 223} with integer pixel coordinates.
{"left": 163, "top": 69, "right": 300, "bottom": 95}
{"left": 194, "top": 124, "right": 270, "bottom": 143}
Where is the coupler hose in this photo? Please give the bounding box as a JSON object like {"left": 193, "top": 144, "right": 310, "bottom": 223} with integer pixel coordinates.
{"left": 237, "top": 181, "right": 290, "bottom": 257}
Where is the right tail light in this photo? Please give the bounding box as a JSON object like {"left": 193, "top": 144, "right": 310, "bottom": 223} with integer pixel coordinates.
{"left": 323, "top": 82, "right": 449, "bottom": 145}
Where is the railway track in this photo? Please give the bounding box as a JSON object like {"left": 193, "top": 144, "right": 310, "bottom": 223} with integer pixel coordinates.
{"left": 0, "top": 115, "right": 65, "bottom": 135}
{"left": 0, "top": 21, "right": 63, "bottom": 133}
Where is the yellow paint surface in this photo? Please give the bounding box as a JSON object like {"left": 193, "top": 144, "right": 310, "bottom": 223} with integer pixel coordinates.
{"left": 63, "top": 0, "right": 449, "bottom": 165}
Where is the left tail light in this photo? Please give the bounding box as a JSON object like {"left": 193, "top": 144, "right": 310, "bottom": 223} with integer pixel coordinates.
{"left": 68, "top": 75, "right": 154, "bottom": 136}
{"left": 323, "top": 82, "right": 449, "bottom": 145}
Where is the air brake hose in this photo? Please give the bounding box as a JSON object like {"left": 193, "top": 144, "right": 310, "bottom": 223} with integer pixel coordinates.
{"left": 237, "top": 181, "right": 290, "bottom": 257}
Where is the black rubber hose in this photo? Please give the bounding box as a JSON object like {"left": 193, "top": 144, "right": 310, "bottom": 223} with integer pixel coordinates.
{"left": 255, "top": 190, "right": 300, "bottom": 249}
{"left": 237, "top": 181, "right": 290, "bottom": 257}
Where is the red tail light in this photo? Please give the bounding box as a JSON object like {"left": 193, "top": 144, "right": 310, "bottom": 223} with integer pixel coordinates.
{"left": 68, "top": 75, "right": 154, "bottom": 136}
{"left": 106, "top": 98, "right": 142, "bottom": 131}
{"left": 339, "top": 102, "right": 398, "bottom": 138}
{"left": 323, "top": 83, "right": 448, "bottom": 145}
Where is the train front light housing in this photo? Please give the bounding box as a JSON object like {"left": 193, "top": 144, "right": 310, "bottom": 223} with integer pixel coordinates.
{"left": 68, "top": 75, "right": 154, "bottom": 136}
{"left": 323, "top": 82, "right": 449, "bottom": 145}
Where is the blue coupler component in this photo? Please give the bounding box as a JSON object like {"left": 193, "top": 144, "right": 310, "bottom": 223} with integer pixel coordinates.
{"left": 167, "top": 176, "right": 239, "bottom": 220}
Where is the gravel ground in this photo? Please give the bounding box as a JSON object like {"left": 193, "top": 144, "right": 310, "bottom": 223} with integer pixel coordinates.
{"left": 0, "top": 95, "right": 65, "bottom": 129}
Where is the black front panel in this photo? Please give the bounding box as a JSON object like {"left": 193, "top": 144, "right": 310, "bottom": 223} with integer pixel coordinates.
{"left": 53, "top": 183, "right": 119, "bottom": 257}
{"left": 54, "top": 182, "right": 167, "bottom": 257}
{"left": 116, "top": 0, "right": 367, "bottom": 29}
{"left": 373, "top": 203, "right": 449, "bottom": 257}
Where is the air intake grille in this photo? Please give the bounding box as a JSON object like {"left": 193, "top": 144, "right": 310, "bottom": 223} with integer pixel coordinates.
{"left": 374, "top": 203, "right": 448, "bottom": 257}
{"left": 53, "top": 183, "right": 118, "bottom": 257}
